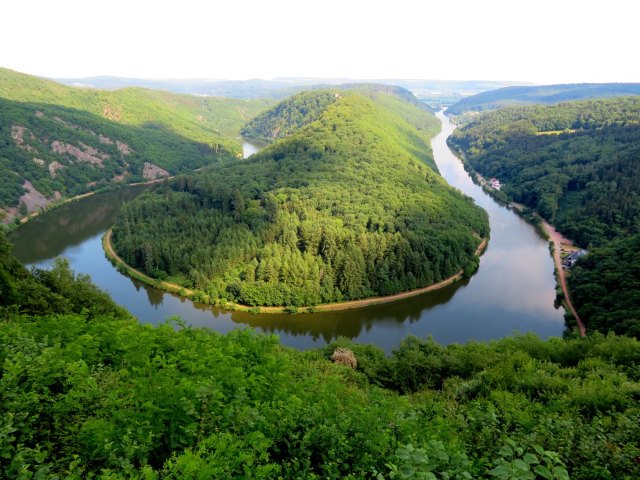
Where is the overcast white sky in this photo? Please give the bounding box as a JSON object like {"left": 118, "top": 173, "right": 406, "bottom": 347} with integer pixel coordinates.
{"left": 2, "top": 0, "right": 639, "bottom": 84}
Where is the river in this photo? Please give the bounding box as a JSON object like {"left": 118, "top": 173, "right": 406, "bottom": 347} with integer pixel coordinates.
{"left": 9, "top": 117, "right": 565, "bottom": 352}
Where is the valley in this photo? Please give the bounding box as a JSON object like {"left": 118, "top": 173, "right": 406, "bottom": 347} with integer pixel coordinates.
{"left": 9, "top": 108, "right": 565, "bottom": 351}
{"left": 2, "top": 1, "right": 639, "bottom": 476}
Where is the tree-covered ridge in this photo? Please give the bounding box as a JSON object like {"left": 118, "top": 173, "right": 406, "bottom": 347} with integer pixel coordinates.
{"left": 449, "top": 96, "right": 640, "bottom": 245}
{"left": 1, "top": 235, "right": 639, "bottom": 478}
{"left": 241, "top": 85, "right": 441, "bottom": 145}
{"left": 240, "top": 90, "right": 340, "bottom": 141}
{"left": 447, "top": 82, "right": 640, "bottom": 115}
{"left": 448, "top": 96, "right": 640, "bottom": 338}
{"left": 0, "top": 98, "right": 237, "bottom": 214}
{"left": 0, "top": 67, "right": 273, "bottom": 148}
{"left": 112, "top": 90, "right": 488, "bottom": 307}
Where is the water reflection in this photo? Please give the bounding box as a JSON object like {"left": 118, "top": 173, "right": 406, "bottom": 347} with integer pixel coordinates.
{"left": 10, "top": 115, "right": 565, "bottom": 353}
{"left": 242, "top": 136, "right": 269, "bottom": 158}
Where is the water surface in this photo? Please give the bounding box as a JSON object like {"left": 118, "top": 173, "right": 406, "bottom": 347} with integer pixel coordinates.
{"left": 11, "top": 115, "right": 565, "bottom": 352}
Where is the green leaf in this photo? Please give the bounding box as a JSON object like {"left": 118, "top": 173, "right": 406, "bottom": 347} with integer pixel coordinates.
{"left": 513, "top": 459, "right": 531, "bottom": 472}
{"left": 498, "top": 445, "right": 513, "bottom": 457}
{"left": 552, "top": 466, "right": 570, "bottom": 480}
{"left": 533, "top": 465, "right": 551, "bottom": 479}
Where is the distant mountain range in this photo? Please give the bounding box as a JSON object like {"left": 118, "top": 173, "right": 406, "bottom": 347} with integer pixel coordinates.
{"left": 53, "top": 75, "right": 530, "bottom": 104}
{"left": 447, "top": 83, "right": 640, "bottom": 115}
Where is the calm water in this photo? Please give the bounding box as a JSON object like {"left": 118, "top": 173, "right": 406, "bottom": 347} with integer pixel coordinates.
{"left": 10, "top": 115, "right": 564, "bottom": 352}
{"left": 242, "top": 137, "right": 269, "bottom": 158}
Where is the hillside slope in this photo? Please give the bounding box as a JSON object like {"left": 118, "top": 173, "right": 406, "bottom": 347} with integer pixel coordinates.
{"left": 241, "top": 84, "right": 440, "bottom": 145}
{"left": 0, "top": 68, "right": 273, "bottom": 220}
{"left": 448, "top": 96, "right": 640, "bottom": 337}
{"left": 112, "top": 89, "right": 488, "bottom": 307}
{"left": 0, "top": 67, "right": 273, "bottom": 144}
{"left": 448, "top": 82, "right": 640, "bottom": 115}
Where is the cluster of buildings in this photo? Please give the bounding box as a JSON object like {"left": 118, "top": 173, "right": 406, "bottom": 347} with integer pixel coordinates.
{"left": 562, "top": 249, "right": 588, "bottom": 268}
{"left": 489, "top": 178, "right": 502, "bottom": 190}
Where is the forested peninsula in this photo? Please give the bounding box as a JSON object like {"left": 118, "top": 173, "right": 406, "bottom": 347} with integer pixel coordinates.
{"left": 0, "top": 68, "right": 272, "bottom": 221}
{"left": 111, "top": 88, "right": 489, "bottom": 308}
{"left": 448, "top": 96, "right": 640, "bottom": 337}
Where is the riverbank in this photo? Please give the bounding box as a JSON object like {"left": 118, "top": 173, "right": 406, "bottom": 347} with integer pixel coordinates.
{"left": 487, "top": 201, "right": 586, "bottom": 337}
{"left": 103, "top": 228, "right": 487, "bottom": 314}
{"left": 534, "top": 216, "right": 586, "bottom": 337}
{"left": 447, "top": 137, "right": 586, "bottom": 337}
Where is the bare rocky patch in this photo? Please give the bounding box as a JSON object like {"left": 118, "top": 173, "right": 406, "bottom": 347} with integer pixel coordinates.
{"left": 143, "top": 162, "right": 169, "bottom": 180}
{"left": 18, "top": 180, "right": 50, "bottom": 213}
{"left": 116, "top": 140, "right": 131, "bottom": 155}
{"left": 11, "top": 125, "right": 37, "bottom": 153}
{"left": 51, "top": 141, "right": 108, "bottom": 166}
{"left": 102, "top": 104, "right": 123, "bottom": 121}
{"left": 48, "top": 161, "right": 64, "bottom": 177}
{"left": 99, "top": 134, "right": 114, "bottom": 145}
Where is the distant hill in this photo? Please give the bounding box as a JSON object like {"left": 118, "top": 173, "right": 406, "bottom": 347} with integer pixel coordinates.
{"left": 0, "top": 68, "right": 273, "bottom": 221}
{"left": 0, "top": 68, "right": 273, "bottom": 146}
{"left": 111, "top": 88, "right": 488, "bottom": 307}
{"left": 241, "top": 84, "right": 438, "bottom": 144}
{"left": 447, "top": 83, "right": 640, "bottom": 115}
{"left": 54, "top": 75, "right": 302, "bottom": 99}
{"left": 54, "top": 74, "right": 529, "bottom": 104}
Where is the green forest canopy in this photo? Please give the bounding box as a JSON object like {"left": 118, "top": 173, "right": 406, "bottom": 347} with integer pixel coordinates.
{"left": 1, "top": 230, "right": 639, "bottom": 479}
{"left": 0, "top": 67, "right": 273, "bottom": 147}
{"left": 448, "top": 96, "right": 640, "bottom": 338}
{"left": 112, "top": 88, "right": 488, "bottom": 307}
{"left": 0, "top": 67, "right": 273, "bottom": 214}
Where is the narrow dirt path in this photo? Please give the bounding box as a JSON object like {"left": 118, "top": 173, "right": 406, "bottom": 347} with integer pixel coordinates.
{"left": 538, "top": 218, "right": 586, "bottom": 337}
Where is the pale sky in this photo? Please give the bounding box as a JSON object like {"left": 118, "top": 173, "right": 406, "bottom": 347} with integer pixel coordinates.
{"left": 2, "top": 0, "right": 639, "bottom": 84}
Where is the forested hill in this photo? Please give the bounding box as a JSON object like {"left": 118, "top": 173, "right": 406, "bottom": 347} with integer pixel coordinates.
{"left": 240, "top": 90, "right": 340, "bottom": 141}
{"left": 447, "top": 82, "right": 640, "bottom": 115}
{"left": 0, "top": 68, "right": 273, "bottom": 145}
{"left": 0, "top": 67, "right": 273, "bottom": 221}
{"left": 2, "top": 230, "right": 640, "bottom": 478}
{"left": 112, "top": 89, "right": 488, "bottom": 308}
{"left": 241, "top": 84, "right": 439, "bottom": 144}
{"left": 448, "top": 96, "right": 640, "bottom": 338}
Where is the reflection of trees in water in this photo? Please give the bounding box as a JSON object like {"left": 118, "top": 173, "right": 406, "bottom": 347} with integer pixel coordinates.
{"left": 141, "top": 282, "right": 165, "bottom": 308}
{"left": 125, "top": 276, "right": 166, "bottom": 308}
{"left": 226, "top": 279, "right": 469, "bottom": 344}
{"left": 10, "top": 185, "right": 149, "bottom": 263}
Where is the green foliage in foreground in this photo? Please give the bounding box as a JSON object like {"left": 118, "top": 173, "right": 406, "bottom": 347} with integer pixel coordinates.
{"left": 449, "top": 97, "right": 640, "bottom": 338}
{"left": 112, "top": 90, "right": 487, "bottom": 306}
{"left": 1, "top": 232, "right": 640, "bottom": 478}
{"left": 2, "top": 315, "right": 639, "bottom": 478}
